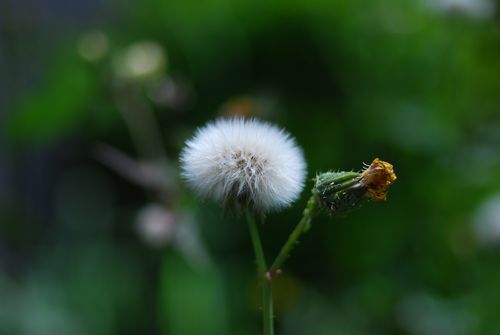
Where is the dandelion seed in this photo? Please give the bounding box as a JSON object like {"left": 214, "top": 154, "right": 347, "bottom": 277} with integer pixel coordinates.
{"left": 180, "top": 118, "right": 307, "bottom": 213}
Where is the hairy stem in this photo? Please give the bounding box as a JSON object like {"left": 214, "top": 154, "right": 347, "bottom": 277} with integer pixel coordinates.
{"left": 246, "top": 211, "right": 274, "bottom": 335}
{"left": 269, "top": 195, "right": 318, "bottom": 274}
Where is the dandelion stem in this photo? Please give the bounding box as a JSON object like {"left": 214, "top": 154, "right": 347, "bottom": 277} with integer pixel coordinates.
{"left": 246, "top": 211, "right": 274, "bottom": 335}
{"left": 269, "top": 195, "right": 318, "bottom": 274}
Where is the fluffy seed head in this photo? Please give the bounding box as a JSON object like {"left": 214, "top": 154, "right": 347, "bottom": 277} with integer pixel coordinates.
{"left": 180, "top": 118, "right": 307, "bottom": 213}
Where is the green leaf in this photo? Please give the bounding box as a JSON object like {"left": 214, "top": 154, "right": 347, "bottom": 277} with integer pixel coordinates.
{"left": 7, "top": 52, "right": 94, "bottom": 145}
{"left": 160, "top": 252, "right": 229, "bottom": 335}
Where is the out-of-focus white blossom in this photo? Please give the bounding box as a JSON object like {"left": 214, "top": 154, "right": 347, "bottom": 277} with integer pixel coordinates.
{"left": 473, "top": 193, "right": 500, "bottom": 247}
{"left": 135, "top": 204, "right": 212, "bottom": 266}
{"left": 113, "top": 41, "right": 167, "bottom": 81}
{"left": 180, "top": 118, "right": 306, "bottom": 213}
{"left": 136, "top": 204, "right": 176, "bottom": 248}
{"left": 397, "top": 293, "right": 477, "bottom": 335}
{"left": 147, "top": 77, "right": 193, "bottom": 110}
{"left": 77, "top": 30, "right": 109, "bottom": 62}
{"left": 421, "top": 0, "right": 495, "bottom": 20}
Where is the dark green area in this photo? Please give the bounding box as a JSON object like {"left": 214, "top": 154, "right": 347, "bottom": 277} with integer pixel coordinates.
{"left": 2, "top": 0, "right": 500, "bottom": 334}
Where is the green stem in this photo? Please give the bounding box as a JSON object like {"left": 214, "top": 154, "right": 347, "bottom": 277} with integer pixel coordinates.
{"left": 269, "top": 195, "right": 318, "bottom": 274}
{"left": 246, "top": 211, "right": 274, "bottom": 335}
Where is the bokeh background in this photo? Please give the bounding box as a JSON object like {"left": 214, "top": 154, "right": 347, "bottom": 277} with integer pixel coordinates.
{"left": 1, "top": 0, "right": 500, "bottom": 334}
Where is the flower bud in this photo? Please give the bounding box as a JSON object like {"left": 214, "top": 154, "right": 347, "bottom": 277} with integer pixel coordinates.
{"left": 360, "top": 158, "right": 397, "bottom": 201}
{"left": 313, "top": 158, "right": 396, "bottom": 216}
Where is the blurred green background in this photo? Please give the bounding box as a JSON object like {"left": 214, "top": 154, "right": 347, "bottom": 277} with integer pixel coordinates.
{"left": 1, "top": 0, "right": 500, "bottom": 334}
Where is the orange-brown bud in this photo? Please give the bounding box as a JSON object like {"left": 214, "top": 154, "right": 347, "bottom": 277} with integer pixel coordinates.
{"left": 359, "top": 158, "right": 397, "bottom": 201}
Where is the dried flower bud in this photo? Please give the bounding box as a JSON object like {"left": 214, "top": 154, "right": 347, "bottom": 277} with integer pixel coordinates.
{"left": 314, "top": 158, "right": 396, "bottom": 216}
{"left": 360, "top": 158, "right": 397, "bottom": 201}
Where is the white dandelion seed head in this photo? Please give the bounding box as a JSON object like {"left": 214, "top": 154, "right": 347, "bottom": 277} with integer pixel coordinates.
{"left": 180, "top": 118, "right": 307, "bottom": 213}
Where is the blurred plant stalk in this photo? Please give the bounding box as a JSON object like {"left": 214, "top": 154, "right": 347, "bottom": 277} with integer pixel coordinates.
{"left": 91, "top": 39, "right": 211, "bottom": 267}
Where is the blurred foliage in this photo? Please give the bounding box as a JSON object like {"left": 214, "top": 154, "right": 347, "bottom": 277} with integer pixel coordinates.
{"left": 1, "top": 0, "right": 500, "bottom": 334}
